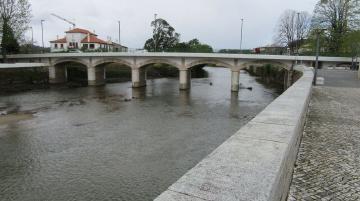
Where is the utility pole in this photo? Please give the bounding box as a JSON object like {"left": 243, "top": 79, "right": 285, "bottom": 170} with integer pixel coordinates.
{"left": 30, "top": 27, "right": 34, "bottom": 45}
{"left": 118, "top": 21, "right": 121, "bottom": 45}
{"left": 240, "top": 18, "right": 244, "bottom": 54}
{"left": 313, "top": 29, "right": 323, "bottom": 86}
{"left": 30, "top": 26, "right": 34, "bottom": 53}
{"left": 296, "top": 12, "right": 300, "bottom": 56}
{"left": 154, "top": 13, "right": 157, "bottom": 52}
{"left": 41, "top": 20, "right": 45, "bottom": 53}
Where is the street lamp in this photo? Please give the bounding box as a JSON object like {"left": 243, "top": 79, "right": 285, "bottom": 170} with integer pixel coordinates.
{"left": 41, "top": 20, "right": 45, "bottom": 52}
{"left": 29, "top": 26, "right": 34, "bottom": 53}
{"left": 240, "top": 18, "right": 244, "bottom": 54}
{"left": 29, "top": 26, "right": 34, "bottom": 45}
{"left": 313, "top": 29, "right": 326, "bottom": 86}
{"left": 118, "top": 21, "right": 121, "bottom": 45}
{"left": 296, "top": 12, "right": 300, "bottom": 56}
{"left": 154, "top": 13, "right": 157, "bottom": 52}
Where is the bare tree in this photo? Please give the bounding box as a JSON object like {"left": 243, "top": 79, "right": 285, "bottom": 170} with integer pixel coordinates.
{"left": 312, "top": 0, "right": 360, "bottom": 53}
{"left": 275, "top": 10, "right": 311, "bottom": 54}
{"left": 0, "top": 0, "right": 31, "bottom": 40}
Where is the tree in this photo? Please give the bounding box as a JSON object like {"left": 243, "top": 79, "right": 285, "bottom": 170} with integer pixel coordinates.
{"left": 311, "top": 0, "right": 360, "bottom": 53}
{"left": 187, "top": 39, "right": 213, "bottom": 53}
{"left": 275, "top": 10, "right": 311, "bottom": 54}
{"left": 144, "top": 18, "right": 180, "bottom": 52}
{"left": 1, "top": 19, "right": 19, "bottom": 60}
{"left": 170, "top": 38, "right": 213, "bottom": 53}
{"left": 0, "top": 0, "right": 31, "bottom": 60}
{"left": 343, "top": 31, "right": 360, "bottom": 68}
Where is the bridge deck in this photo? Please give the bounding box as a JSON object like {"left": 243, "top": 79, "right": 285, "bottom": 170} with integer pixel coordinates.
{"left": 6, "top": 52, "right": 354, "bottom": 63}
{"left": 0, "top": 63, "right": 49, "bottom": 69}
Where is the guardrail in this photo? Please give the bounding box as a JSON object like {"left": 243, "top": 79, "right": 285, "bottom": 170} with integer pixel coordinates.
{"left": 155, "top": 65, "right": 314, "bottom": 201}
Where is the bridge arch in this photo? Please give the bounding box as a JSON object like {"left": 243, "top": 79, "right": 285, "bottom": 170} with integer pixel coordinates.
{"left": 186, "top": 59, "right": 234, "bottom": 69}
{"left": 93, "top": 58, "right": 133, "bottom": 69}
{"left": 137, "top": 59, "right": 181, "bottom": 69}
{"left": 53, "top": 58, "right": 89, "bottom": 67}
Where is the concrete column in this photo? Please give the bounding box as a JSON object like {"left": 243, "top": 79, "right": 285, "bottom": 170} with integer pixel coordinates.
{"left": 132, "top": 68, "right": 146, "bottom": 88}
{"left": 88, "top": 66, "right": 105, "bottom": 86}
{"left": 49, "top": 65, "right": 66, "bottom": 84}
{"left": 179, "top": 69, "right": 191, "bottom": 90}
{"left": 231, "top": 71, "right": 240, "bottom": 92}
{"left": 287, "top": 69, "right": 293, "bottom": 88}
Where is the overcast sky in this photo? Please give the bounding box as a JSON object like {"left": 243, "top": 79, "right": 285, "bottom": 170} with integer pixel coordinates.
{"left": 28, "top": 0, "right": 319, "bottom": 50}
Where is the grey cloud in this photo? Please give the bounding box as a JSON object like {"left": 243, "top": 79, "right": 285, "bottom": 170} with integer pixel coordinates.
{"left": 28, "top": 0, "right": 319, "bottom": 50}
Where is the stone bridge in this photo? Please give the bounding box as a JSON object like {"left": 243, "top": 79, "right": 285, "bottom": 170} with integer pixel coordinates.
{"left": 7, "top": 53, "right": 354, "bottom": 91}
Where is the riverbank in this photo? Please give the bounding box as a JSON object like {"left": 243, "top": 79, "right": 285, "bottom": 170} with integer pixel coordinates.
{"left": 246, "top": 63, "right": 302, "bottom": 91}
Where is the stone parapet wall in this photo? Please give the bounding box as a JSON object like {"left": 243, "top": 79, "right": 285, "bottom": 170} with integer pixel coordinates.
{"left": 155, "top": 66, "right": 314, "bottom": 201}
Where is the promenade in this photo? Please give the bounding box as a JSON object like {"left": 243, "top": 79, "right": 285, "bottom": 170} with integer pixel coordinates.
{"left": 288, "top": 69, "right": 360, "bottom": 200}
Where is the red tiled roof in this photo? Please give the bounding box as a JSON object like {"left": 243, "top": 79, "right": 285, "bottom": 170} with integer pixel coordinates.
{"left": 81, "top": 35, "right": 107, "bottom": 44}
{"left": 50, "top": 37, "right": 67, "bottom": 43}
{"left": 65, "top": 28, "right": 97, "bottom": 36}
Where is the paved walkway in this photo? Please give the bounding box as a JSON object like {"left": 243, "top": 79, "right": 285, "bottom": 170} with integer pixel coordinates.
{"left": 287, "top": 86, "right": 360, "bottom": 200}
{"left": 318, "top": 69, "right": 360, "bottom": 88}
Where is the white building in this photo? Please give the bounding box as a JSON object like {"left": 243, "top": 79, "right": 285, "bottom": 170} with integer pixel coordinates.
{"left": 50, "top": 28, "right": 128, "bottom": 53}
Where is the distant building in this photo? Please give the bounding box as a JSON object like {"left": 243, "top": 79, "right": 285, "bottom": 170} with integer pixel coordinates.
{"left": 253, "top": 45, "right": 286, "bottom": 55}
{"left": 50, "top": 28, "right": 127, "bottom": 53}
{"left": 107, "top": 41, "right": 128, "bottom": 52}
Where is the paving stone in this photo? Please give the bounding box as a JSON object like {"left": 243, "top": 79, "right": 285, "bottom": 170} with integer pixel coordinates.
{"left": 287, "top": 87, "right": 360, "bottom": 200}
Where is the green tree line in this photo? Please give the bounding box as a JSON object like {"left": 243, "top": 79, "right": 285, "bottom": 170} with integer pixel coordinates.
{"left": 144, "top": 18, "right": 213, "bottom": 53}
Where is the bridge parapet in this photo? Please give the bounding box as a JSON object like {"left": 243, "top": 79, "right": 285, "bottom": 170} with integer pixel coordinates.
{"left": 5, "top": 52, "right": 354, "bottom": 89}
{"left": 154, "top": 65, "right": 314, "bottom": 201}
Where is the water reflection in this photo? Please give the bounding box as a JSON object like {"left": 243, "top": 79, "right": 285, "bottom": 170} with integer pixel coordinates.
{"left": 179, "top": 90, "right": 191, "bottom": 106}
{"left": 132, "top": 87, "right": 146, "bottom": 100}
{"left": 230, "top": 92, "right": 240, "bottom": 119}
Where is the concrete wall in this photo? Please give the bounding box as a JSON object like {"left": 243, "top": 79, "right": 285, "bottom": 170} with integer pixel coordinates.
{"left": 154, "top": 66, "right": 314, "bottom": 201}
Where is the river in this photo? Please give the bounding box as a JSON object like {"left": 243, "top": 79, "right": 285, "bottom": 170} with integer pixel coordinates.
{"left": 0, "top": 67, "right": 281, "bottom": 201}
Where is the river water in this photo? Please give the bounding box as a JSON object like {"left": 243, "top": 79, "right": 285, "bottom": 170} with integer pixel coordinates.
{"left": 0, "top": 67, "right": 281, "bottom": 201}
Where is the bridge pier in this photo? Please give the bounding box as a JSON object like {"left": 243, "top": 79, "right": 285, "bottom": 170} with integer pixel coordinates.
{"left": 49, "top": 65, "right": 66, "bottom": 84}
{"left": 231, "top": 70, "right": 240, "bottom": 92}
{"left": 132, "top": 68, "right": 146, "bottom": 88}
{"left": 179, "top": 69, "right": 191, "bottom": 90}
{"left": 88, "top": 66, "right": 105, "bottom": 86}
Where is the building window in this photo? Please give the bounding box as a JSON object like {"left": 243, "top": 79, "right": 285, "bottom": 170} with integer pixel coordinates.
{"left": 83, "top": 44, "right": 88, "bottom": 49}
{"left": 60, "top": 44, "right": 64, "bottom": 48}
{"left": 90, "top": 44, "right": 95, "bottom": 49}
{"left": 54, "top": 44, "right": 58, "bottom": 49}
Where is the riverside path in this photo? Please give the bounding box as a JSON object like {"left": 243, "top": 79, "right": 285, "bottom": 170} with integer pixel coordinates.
{"left": 288, "top": 69, "right": 360, "bottom": 200}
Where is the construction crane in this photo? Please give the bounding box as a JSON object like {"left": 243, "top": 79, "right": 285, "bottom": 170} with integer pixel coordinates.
{"left": 51, "top": 13, "right": 76, "bottom": 29}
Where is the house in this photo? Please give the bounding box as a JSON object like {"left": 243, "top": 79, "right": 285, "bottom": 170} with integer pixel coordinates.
{"left": 107, "top": 41, "right": 128, "bottom": 52}
{"left": 253, "top": 45, "right": 286, "bottom": 55}
{"left": 49, "top": 28, "right": 127, "bottom": 53}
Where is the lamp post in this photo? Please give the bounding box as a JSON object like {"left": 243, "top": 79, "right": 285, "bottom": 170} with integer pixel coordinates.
{"left": 41, "top": 20, "right": 45, "bottom": 52}
{"left": 118, "top": 21, "right": 121, "bottom": 44}
{"left": 296, "top": 12, "right": 300, "bottom": 56}
{"left": 240, "top": 18, "right": 244, "bottom": 54}
{"left": 154, "top": 13, "right": 157, "bottom": 52}
{"left": 313, "top": 29, "right": 325, "bottom": 85}
{"left": 29, "top": 26, "right": 34, "bottom": 53}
